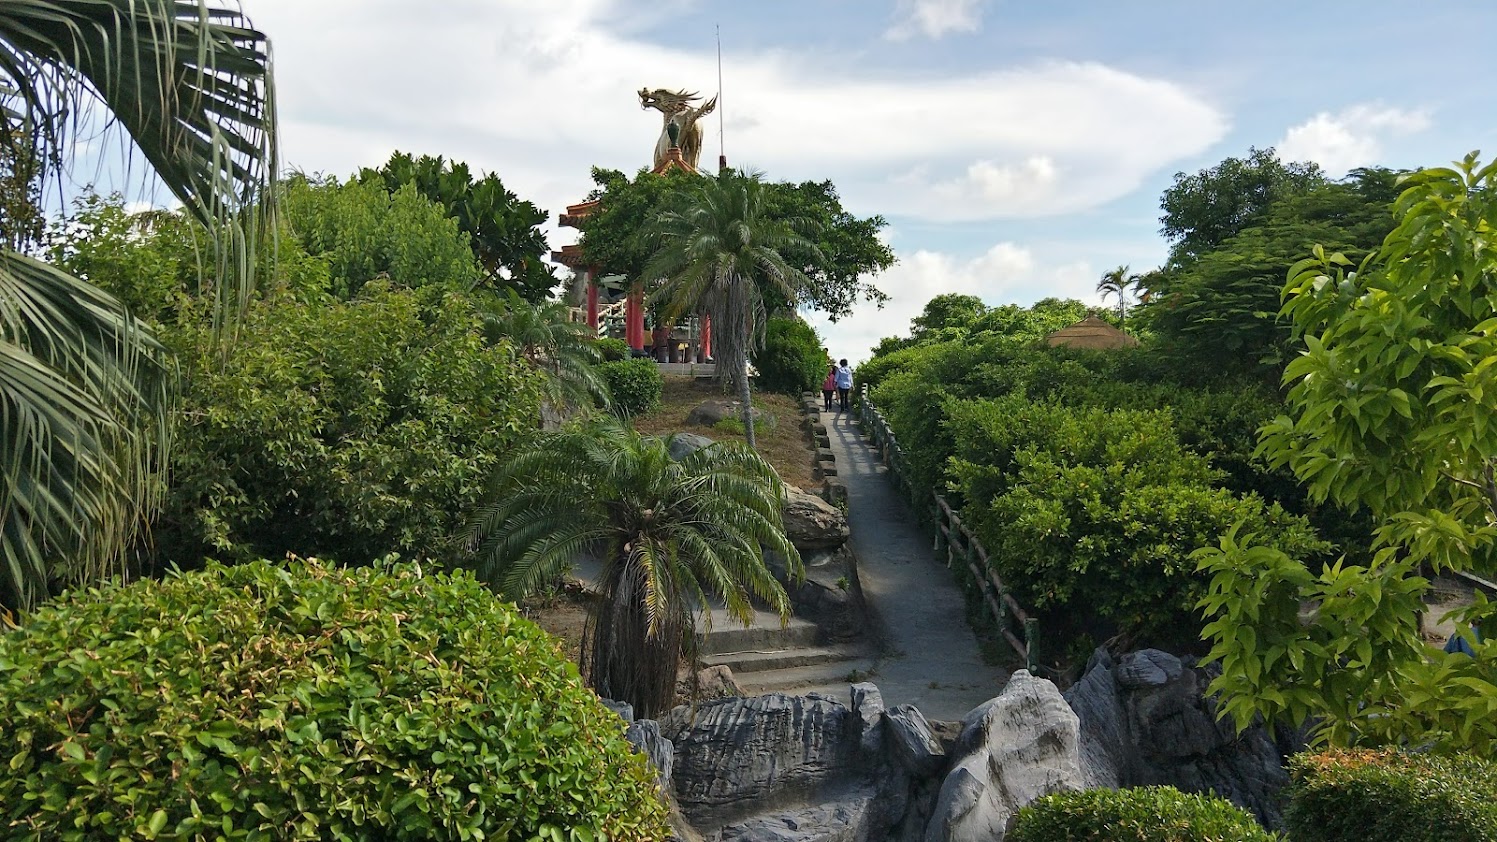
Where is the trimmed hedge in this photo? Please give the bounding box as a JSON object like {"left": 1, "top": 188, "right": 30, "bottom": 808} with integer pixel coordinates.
{"left": 753, "top": 317, "right": 825, "bottom": 395}
{"left": 596, "top": 336, "right": 631, "bottom": 362}
{"left": 600, "top": 357, "right": 664, "bottom": 417}
{"left": 1008, "top": 787, "right": 1276, "bottom": 842}
{"left": 1286, "top": 749, "right": 1497, "bottom": 842}
{"left": 0, "top": 559, "right": 670, "bottom": 841}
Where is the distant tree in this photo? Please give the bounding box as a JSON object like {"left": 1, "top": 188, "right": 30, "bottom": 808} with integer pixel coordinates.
{"left": 968, "top": 298, "right": 1091, "bottom": 343}
{"left": 643, "top": 169, "right": 822, "bottom": 449}
{"left": 359, "top": 152, "right": 555, "bottom": 301}
{"left": 467, "top": 421, "right": 801, "bottom": 718}
{"left": 1096, "top": 265, "right": 1139, "bottom": 324}
{"left": 1143, "top": 167, "right": 1401, "bottom": 375}
{"left": 480, "top": 289, "right": 608, "bottom": 412}
{"left": 1160, "top": 147, "right": 1326, "bottom": 265}
{"left": 0, "top": 119, "right": 43, "bottom": 249}
{"left": 912, "top": 293, "right": 988, "bottom": 339}
{"left": 579, "top": 167, "right": 891, "bottom": 320}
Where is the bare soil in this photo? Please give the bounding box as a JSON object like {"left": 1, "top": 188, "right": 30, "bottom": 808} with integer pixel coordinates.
{"left": 631, "top": 376, "right": 821, "bottom": 491}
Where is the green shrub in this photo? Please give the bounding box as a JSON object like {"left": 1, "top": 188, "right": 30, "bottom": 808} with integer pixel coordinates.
{"left": 597, "top": 336, "right": 631, "bottom": 362}
{"left": 949, "top": 396, "right": 1327, "bottom": 646}
{"left": 1285, "top": 750, "right": 1497, "bottom": 842}
{"left": 600, "top": 357, "right": 664, "bottom": 417}
{"left": 0, "top": 559, "right": 670, "bottom": 841}
{"left": 157, "top": 282, "right": 543, "bottom": 566}
{"left": 1009, "top": 786, "right": 1276, "bottom": 842}
{"left": 753, "top": 317, "right": 825, "bottom": 395}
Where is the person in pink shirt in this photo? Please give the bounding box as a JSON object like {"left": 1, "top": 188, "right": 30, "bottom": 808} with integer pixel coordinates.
{"left": 821, "top": 363, "right": 837, "bottom": 412}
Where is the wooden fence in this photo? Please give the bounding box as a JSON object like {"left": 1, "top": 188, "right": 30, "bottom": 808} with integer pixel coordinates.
{"left": 858, "top": 386, "right": 1040, "bottom": 673}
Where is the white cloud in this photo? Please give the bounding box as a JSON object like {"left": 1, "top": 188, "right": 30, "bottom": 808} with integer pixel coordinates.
{"left": 1276, "top": 104, "right": 1430, "bottom": 175}
{"left": 886, "top": 0, "right": 990, "bottom": 41}
{"left": 243, "top": 2, "right": 1227, "bottom": 244}
{"left": 806, "top": 242, "right": 1101, "bottom": 364}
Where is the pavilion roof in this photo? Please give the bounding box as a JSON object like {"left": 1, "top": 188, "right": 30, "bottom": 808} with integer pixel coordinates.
{"left": 1043, "top": 315, "right": 1139, "bottom": 350}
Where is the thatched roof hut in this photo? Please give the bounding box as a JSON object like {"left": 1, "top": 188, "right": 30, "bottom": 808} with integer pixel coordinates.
{"left": 1043, "top": 315, "right": 1138, "bottom": 350}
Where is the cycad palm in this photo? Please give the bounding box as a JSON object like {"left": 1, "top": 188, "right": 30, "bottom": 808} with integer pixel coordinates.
{"left": 480, "top": 290, "right": 608, "bottom": 414}
{"left": 643, "top": 169, "right": 821, "bottom": 448}
{"left": 1, "top": 2, "right": 275, "bottom": 612}
{"left": 467, "top": 420, "right": 802, "bottom": 717}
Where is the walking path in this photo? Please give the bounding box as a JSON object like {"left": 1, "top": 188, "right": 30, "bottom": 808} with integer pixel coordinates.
{"left": 822, "top": 405, "right": 1009, "bottom": 721}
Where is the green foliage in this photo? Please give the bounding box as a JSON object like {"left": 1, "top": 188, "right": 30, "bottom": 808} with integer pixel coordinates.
{"left": 1285, "top": 750, "right": 1497, "bottom": 842}
{"left": 358, "top": 151, "right": 555, "bottom": 301}
{"left": 0, "top": 558, "right": 670, "bottom": 840}
{"left": 597, "top": 336, "right": 631, "bottom": 361}
{"left": 466, "top": 421, "right": 801, "bottom": 717}
{"left": 950, "top": 396, "right": 1326, "bottom": 645}
{"left": 580, "top": 167, "right": 891, "bottom": 321}
{"left": 1143, "top": 168, "right": 1401, "bottom": 375}
{"left": 157, "top": 282, "right": 543, "bottom": 566}
{"left": 480, "top": 290, "right": 607, "bottom": 411}
{"left": 1160, "top": 145, "right": 1325, "bottom": 264}
{"left": 43, "top": 192, "right": 197, "bottom": 324}
{"left": 0, "top": 0, "right": 274, "bottom": 614}
{"left": 1200, "top": 154, "right": 1497, "bottom": 751}
{"left": 598, "top": 357, "right": 664, "bottom": 417}
{"left": 911, "top": 293, "right": 988, "bottom": 339}
{"left": 1009, "top": 786, "right": 1276, "bottom": 842}
{"left": 754, "top": 317, "right": 826, "bottom": 395}
{"left": 280, "top": 173, "right": 481, "bottom": 299}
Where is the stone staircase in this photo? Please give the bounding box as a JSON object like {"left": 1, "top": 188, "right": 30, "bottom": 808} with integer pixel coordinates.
{"left": 696, "top": 605, "right": 877, "bottom": 701}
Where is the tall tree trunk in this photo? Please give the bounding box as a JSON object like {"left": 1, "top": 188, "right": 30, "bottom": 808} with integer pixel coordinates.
{"left": 740, "top": 355, "right": 756, "bottom": 450}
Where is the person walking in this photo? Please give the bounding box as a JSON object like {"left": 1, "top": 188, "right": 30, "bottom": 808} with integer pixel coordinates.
{"left": 835, "top": 359, "right": 853, "bottom": 413}
{"left": 821, "top": 363, "right": 837, "bottom": 412}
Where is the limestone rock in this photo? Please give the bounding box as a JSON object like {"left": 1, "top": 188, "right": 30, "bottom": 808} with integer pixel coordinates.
{"left": 850, "top": 682, "right": 885, "bottom": 756}
{"left": 687, "top": 665, "right": 742, "bottom": 701}
{"left": 783, "top": 487, "right": 851, "bottom": 551}
{"left": 664, "top": 694, "right": 859, "bottom": 829}
{"left": 925, "top": 670, "right": 1083, "bottom": 842}
{"left": 1062, "top": 648, "right": 1294, "bottom": 829}
{"left": 886, "top": 704, "right": 945, "bottom": 777}
{"left": 716, "top": 793, "right": 878, "bottom": 842}
{"left": 627, "top": 718, "right": 675, "bottom": 795}
{"left": 688, "top": 400, "right": 772, "bottom": 428}
{"left": 602, "top": 699, "right": 635, "bottom": 724}
{"left": 667, "top": 432, "right": 717, "bottom": 461}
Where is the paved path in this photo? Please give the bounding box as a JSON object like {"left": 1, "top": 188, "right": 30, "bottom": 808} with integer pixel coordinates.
{"left": 823, "top": 406, "right": 1010, "bottom": 721}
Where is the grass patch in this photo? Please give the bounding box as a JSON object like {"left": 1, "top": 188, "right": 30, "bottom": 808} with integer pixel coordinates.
{"left": 633, "top": 376, "right": 820, "bottom": 490}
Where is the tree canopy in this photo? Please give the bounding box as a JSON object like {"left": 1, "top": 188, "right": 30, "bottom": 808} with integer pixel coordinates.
{"left": 358, "top": 151, "right": 556, "bottom": 301}
{"left": 579, "top": 166, "right": 892, "bottom": 320}
{"left": 1160, "top": 146, "right": 1326, "bottom": 266}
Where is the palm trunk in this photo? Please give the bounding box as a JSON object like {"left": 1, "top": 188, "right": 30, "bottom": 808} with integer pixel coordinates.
{"left": 740, "top": 356, "right": 756, "bottom": 450}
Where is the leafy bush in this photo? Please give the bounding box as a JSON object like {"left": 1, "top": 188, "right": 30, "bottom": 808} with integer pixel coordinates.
{"left": 597, "top": 336, "right": 631, "bottom": 362}
{"left": 949, "top": 396, "right": 1327, "bottom": 646}
{"left": 157, "top": 282, "right": 543, "bottom": 565}
{"left": 753, "top": 317, "right": 825, "bottom": 395}
{"left": 1009, "top": 786, "right": 1276, "bottom": 842}
{"left": 0, "top": 559, "right": 670, "bottom": 841}
{"left": 1286, "top": 750, "right": 1497, "bottom": 842}
{"left": 600, "top": 357, "right": 664, "bottom": 417}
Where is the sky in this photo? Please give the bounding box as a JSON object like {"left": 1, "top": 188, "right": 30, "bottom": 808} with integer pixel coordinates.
{"left": 108, "top": 0, "right": 1497, "bottom": 361}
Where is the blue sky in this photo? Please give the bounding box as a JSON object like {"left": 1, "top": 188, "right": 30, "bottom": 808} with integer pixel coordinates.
{"left": 123, "top": 1, "right": 1497, "bottom": 360}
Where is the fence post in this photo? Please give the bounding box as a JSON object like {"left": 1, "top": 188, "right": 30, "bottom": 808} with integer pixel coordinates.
{"left": 1024, "top": 617, "right": 1040, "bottom": 674}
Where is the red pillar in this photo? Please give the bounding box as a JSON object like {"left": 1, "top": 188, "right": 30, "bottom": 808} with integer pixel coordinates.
{"left": 626, "top": 287, "right": 645, "bottom": 350}
{"left": 585, "top": 269, "right": 599, "bottom": 331}
{"left": 701, "top": 312, "right": 712, "bottom": 360}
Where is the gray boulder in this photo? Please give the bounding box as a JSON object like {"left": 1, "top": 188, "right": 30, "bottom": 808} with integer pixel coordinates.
{"left": 688, "top": 400, "right": 772, "bottom": 428}
{"left": 925, "top": 671, "right": 1083, "bottom": 842}
{"left": 1062, "top": 648, "right": 1294, "bottom": 829}
{"left": 783, "top": 487, "right": 851, "bottom": 551}
{"left": 667, "top": 432, "right": 717, "bottom": 461}
{"left": 627, "top": 718, "right": 676, "bottom": 796}
{"left": 886, "top": 704, "right": 945, "bottom": 777}
{"left": 849, "top": 682, "right": 885, "bottom": 756}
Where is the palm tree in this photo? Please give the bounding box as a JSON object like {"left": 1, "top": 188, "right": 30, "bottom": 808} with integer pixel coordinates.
{"left": 466, "top": 420, "right": 802, "bottom": 717}
{"left": 1, "top": 2, "right": 276, "bottom": 612}
{"left": 1097, "top": 264, "right": 1140, "bottom": 324}
{"left": 480, "top": 289, "right": 609, "bottom": 416}
{"left": 642, "top": 169, "right": 821, "bottom": 449}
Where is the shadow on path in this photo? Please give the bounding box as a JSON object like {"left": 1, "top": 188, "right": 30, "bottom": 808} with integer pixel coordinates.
{"left": 823, "top": 406, "right": 1010, "bottom": 721}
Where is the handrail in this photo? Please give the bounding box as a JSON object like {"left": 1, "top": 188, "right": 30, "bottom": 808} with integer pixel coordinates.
{"left": 858, "top": 384, "right": 1040, "bottom": 673}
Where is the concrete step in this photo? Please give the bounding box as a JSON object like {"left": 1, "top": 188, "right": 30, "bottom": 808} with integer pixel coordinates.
{"left": 733, "top": 656, "right": 880, "bottom": 697}
{"left": 701, "top": 645, "right": 862, "bottom": 674}
{"left": 696, "top": 607, "right": 820, "bottom": 655}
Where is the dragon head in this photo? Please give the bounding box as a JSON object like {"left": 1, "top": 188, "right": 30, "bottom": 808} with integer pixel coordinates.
{"left": 638, "top": 87, "right": 699, "bottom": 115}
